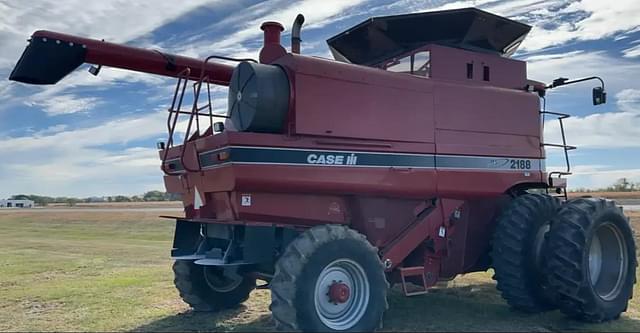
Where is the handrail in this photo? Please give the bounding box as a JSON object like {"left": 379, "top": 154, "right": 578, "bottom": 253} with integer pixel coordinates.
{"left": 161, "top": 68, "right": 191, "bottom": 176}
{"left": 163, "top": 55, "right": 253, "bottom": 175}
{"left": 179, "top": 76, "right": 208, "bottom": 173}
{"left": 540, "top": 109, "right": 575, "bottom": 200}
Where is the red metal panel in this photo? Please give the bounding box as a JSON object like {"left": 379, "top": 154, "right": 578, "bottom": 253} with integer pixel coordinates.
{"left": 213, "top": 192, "right": 234, "bottom": 220}
{"left": 274, "top": 54, "right": 435, "bottom": 143}
{"left": 435, "top": 129, "right": 540, "bottom": 158}
{"left": 381, "top": 201, "right": 442, "bottom": 270}
{"left": 233, "top": 165, "right": 438, "bottom": 199}
{"left": 430, "top": 44, "right": 527, "bottom": 89}
{"left": 195, "top": 131, "right": 436, "bottom": 154}
{"left": 163, "top": 175, "right": 183, "bottom": 194}
{"left": 294, "top": 74, "right": 434, "bottom": 142}
{"left": 348, "top": 197, "right": 425, "bottom": 247}
{"left": 230, "top": 192, "right": 348, "bottom": 225}
{"left": 434, "top": 82, "right": 540, "bottom": 138}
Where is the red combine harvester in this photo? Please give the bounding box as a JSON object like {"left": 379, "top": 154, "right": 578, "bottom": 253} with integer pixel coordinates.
{"left": 10, "top": 8, "right": 636, "bottom": 332}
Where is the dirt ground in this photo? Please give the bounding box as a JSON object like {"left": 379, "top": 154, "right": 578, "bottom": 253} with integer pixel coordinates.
{"left": 0, "top": 206, "right": 639, "bottom": 332}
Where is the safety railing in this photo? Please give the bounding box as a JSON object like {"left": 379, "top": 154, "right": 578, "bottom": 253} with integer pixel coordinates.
{"left": 540, "top": 110, "right": 576, "bottom": 200}
{"left": 160, "top": 56, "right": 256, "bottom": 176}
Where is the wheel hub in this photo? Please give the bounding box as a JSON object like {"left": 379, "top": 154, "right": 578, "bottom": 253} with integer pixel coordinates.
{"left": 203, "top": 266, "right": 243, "bottom": 293}
{"left": 314, "top": 259, "right": 370, "bottom": 331}
{"left": 328, "top": 281, "right": 350, "bottom": 304}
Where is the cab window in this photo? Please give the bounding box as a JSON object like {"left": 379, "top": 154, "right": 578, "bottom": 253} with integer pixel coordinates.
{"left": 413, "top": 51, "right": 430, "bottom": 77}
{"left": 384, "top": 51, "right": 430, "bottom": 77}
{"left": 386, "top": 55, "right": 412, "bottom": 74}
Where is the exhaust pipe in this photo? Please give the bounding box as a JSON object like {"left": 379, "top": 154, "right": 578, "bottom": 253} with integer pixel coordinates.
{"left": 9, "top": 30, "right": 235, "bottom": 86}
{"left": 291, "top": 14, "right": 305, "bottom": 54}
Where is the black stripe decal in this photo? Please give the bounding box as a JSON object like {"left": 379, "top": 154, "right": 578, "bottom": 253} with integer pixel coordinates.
{"left": 197, "top": 146, "right": 542, "bottom": 172}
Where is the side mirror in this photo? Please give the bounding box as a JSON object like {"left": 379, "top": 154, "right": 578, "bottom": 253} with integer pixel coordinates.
{"left": 593, "top": 87, "right": 606, "bottom": 105}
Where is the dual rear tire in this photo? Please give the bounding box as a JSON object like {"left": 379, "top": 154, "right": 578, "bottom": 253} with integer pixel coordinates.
{"left": 492, "top": 194, "right": 636, "bottom": 322}
{"left": 546, "top": 198, "right": 637, "bottom": 322}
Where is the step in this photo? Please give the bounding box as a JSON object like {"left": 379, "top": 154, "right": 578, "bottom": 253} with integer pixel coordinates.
{"left": 399, "top": 266, "right": 429, "bottom": 296}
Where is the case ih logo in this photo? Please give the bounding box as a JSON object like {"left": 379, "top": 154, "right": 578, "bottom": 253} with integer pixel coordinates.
{"left": 306, "top": 153, "right": 358, "bottom": 165}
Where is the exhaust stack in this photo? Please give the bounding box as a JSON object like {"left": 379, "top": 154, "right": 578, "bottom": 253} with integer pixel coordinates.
{"left": 291, "top": 14, "right": 305, "bottom": 54}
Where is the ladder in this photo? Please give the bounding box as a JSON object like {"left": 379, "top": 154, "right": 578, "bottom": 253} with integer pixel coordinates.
{"left": 160, "top": 66, "right": 215, "bottom": 175}
{"left": 160, "top": 56, "right": 256, "bottom": 176}
{"left": 540, "top": 110, "right": 576, "bottom": 200}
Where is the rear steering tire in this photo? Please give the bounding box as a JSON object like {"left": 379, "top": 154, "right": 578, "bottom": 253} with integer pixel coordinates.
{"left": 491, "top": 193, "right": 560, "bottom": 312}
{"left": 270, "top": 224, "right": 388, "bottom": 332}
{"left": 173, "top": 260, "right": 256, "bottom": 311}
{"left": 546, "top": 198, "right": 637, "bottom": 322}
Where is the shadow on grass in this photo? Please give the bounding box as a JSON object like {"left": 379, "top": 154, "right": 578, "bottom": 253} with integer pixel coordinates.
{"left": 131, "top": 304, "right": 275, "bottom": 332}
{"left": 132, "top": 283, "right": 640, "bottom": 332}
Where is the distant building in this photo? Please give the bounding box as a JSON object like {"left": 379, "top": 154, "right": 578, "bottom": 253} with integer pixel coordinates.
{"left": 0, "top": 199, "right": 35, "bottom": 208}
{"left": 86, "top": 196, "right": 106, "bottom": 203}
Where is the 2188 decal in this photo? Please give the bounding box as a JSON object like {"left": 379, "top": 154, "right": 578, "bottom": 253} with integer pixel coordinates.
{"left": 510, "top": 159, "right": 532, "bottom": 169}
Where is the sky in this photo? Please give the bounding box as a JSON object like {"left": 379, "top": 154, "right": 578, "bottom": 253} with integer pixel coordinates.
{"left": 0, "top": 0, "right": 639, "bottom": 197}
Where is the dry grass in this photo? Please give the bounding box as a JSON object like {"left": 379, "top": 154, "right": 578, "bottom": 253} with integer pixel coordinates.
{"left": 0, "top": 210, "right": 639, "bottom": 332}
{"left": 46, "top": 201, "right": 183, "bottom": 209}
{"left": 568, "top": 191, "right": 640, "bottom": 200}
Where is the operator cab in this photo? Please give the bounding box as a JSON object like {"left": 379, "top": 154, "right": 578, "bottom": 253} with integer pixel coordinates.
{"left": 327, "top": 8, "right": 531, "bottom": 86}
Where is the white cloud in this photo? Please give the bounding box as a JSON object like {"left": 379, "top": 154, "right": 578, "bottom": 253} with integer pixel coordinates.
{"left": 622, "top": 43, "right": 640, "bottom": 58}
{"left": 0, "top": 146, "right": 164, "bottom": 198}
{"left": 520, "top": 0, "right": 640, "bottom": 51}
{"left": 616, "top": 88, "right": 640, "bottom": 112}
{"left": 0, "top": 110, "right": 167, "bottom": 152}
{"left": 172, "top": 0, "right": 366, "bottom": 58}
{"left": 0, "top": 110, "right": 172, "bottom": 197}
{"left": 527, "top": 51, "right": 640, "bottom": 94}
{"left": 544, "top": 88, "right": 640, "bottom": 149}
{"left": 25, "top": 94, "right": 101, "bottom": 116}
{"left": 413, "top": 0, "right": 640, "bottom": 52}
{"left": 0, "top": 105, "right": 215, "bottom": 197}
{"left": 0, "top": 80, "right": 13, "bottom": 106}
{"left": 0, "top": 0, "right": 220, "bottom": 70}
{"left": 33, "top": 124, "right": 68, "bottom": 136}
{"left": 523, "top": 50, "right": 585, "bottom": 62}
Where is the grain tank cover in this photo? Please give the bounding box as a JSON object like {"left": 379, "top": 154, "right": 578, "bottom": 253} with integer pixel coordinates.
{"left": 327, "top": 7, "right": 531, "bottom": 66}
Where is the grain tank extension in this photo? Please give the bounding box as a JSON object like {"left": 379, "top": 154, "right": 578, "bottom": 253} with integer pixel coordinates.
{"left": 9, "top": 8, "right": 636, "bottom": 332}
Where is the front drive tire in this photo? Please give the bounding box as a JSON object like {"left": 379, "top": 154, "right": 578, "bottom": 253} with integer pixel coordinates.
{"left": 173, "top": 260, "right": 256, "bottom": 311}
{"left": 546, "top": 198, "right": 637, "bottom": 322}
{"left": 270, "top": 224, "right": 389, "bottom": 332}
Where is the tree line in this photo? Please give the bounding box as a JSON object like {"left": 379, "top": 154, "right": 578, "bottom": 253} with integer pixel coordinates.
{"left": 569, "top": 178, "right": 640, "bottom": 193}
{"left": 9, "top": 191, "right": 181, "bottom": 206}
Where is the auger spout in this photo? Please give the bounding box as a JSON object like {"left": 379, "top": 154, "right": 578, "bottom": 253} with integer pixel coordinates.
{"left": 9, "top": 30, "right": 234, "bottom": 86}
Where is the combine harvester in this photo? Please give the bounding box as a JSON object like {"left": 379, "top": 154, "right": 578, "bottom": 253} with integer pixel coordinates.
{"left": 10, "top": 8, "right": 636, "bottom": 332}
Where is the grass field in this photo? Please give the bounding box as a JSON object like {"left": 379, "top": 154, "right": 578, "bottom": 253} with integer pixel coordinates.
{"left": 1, "top": 207, "right": 640, "bottom": 332}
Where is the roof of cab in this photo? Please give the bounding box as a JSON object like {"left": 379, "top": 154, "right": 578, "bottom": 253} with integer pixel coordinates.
{"left": 326, "top": 7, "right": 531, "bottom": 66}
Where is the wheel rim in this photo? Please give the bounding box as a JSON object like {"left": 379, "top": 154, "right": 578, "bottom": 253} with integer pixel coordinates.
{"left": 314, "top": 259, "right": 370, "bottom": 331}
{"left": 533, "top": 223, "right": 551, "bottom": 273}
{"left": 203, "top": 266, "right": 243, "bottom": 293}
{"left": 588, "top": 222, "right": 629, "bottom": 301}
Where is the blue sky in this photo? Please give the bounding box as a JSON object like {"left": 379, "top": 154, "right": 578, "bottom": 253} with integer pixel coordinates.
{"left": 0, "top": 0, "right": 639, "bottom": 197}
